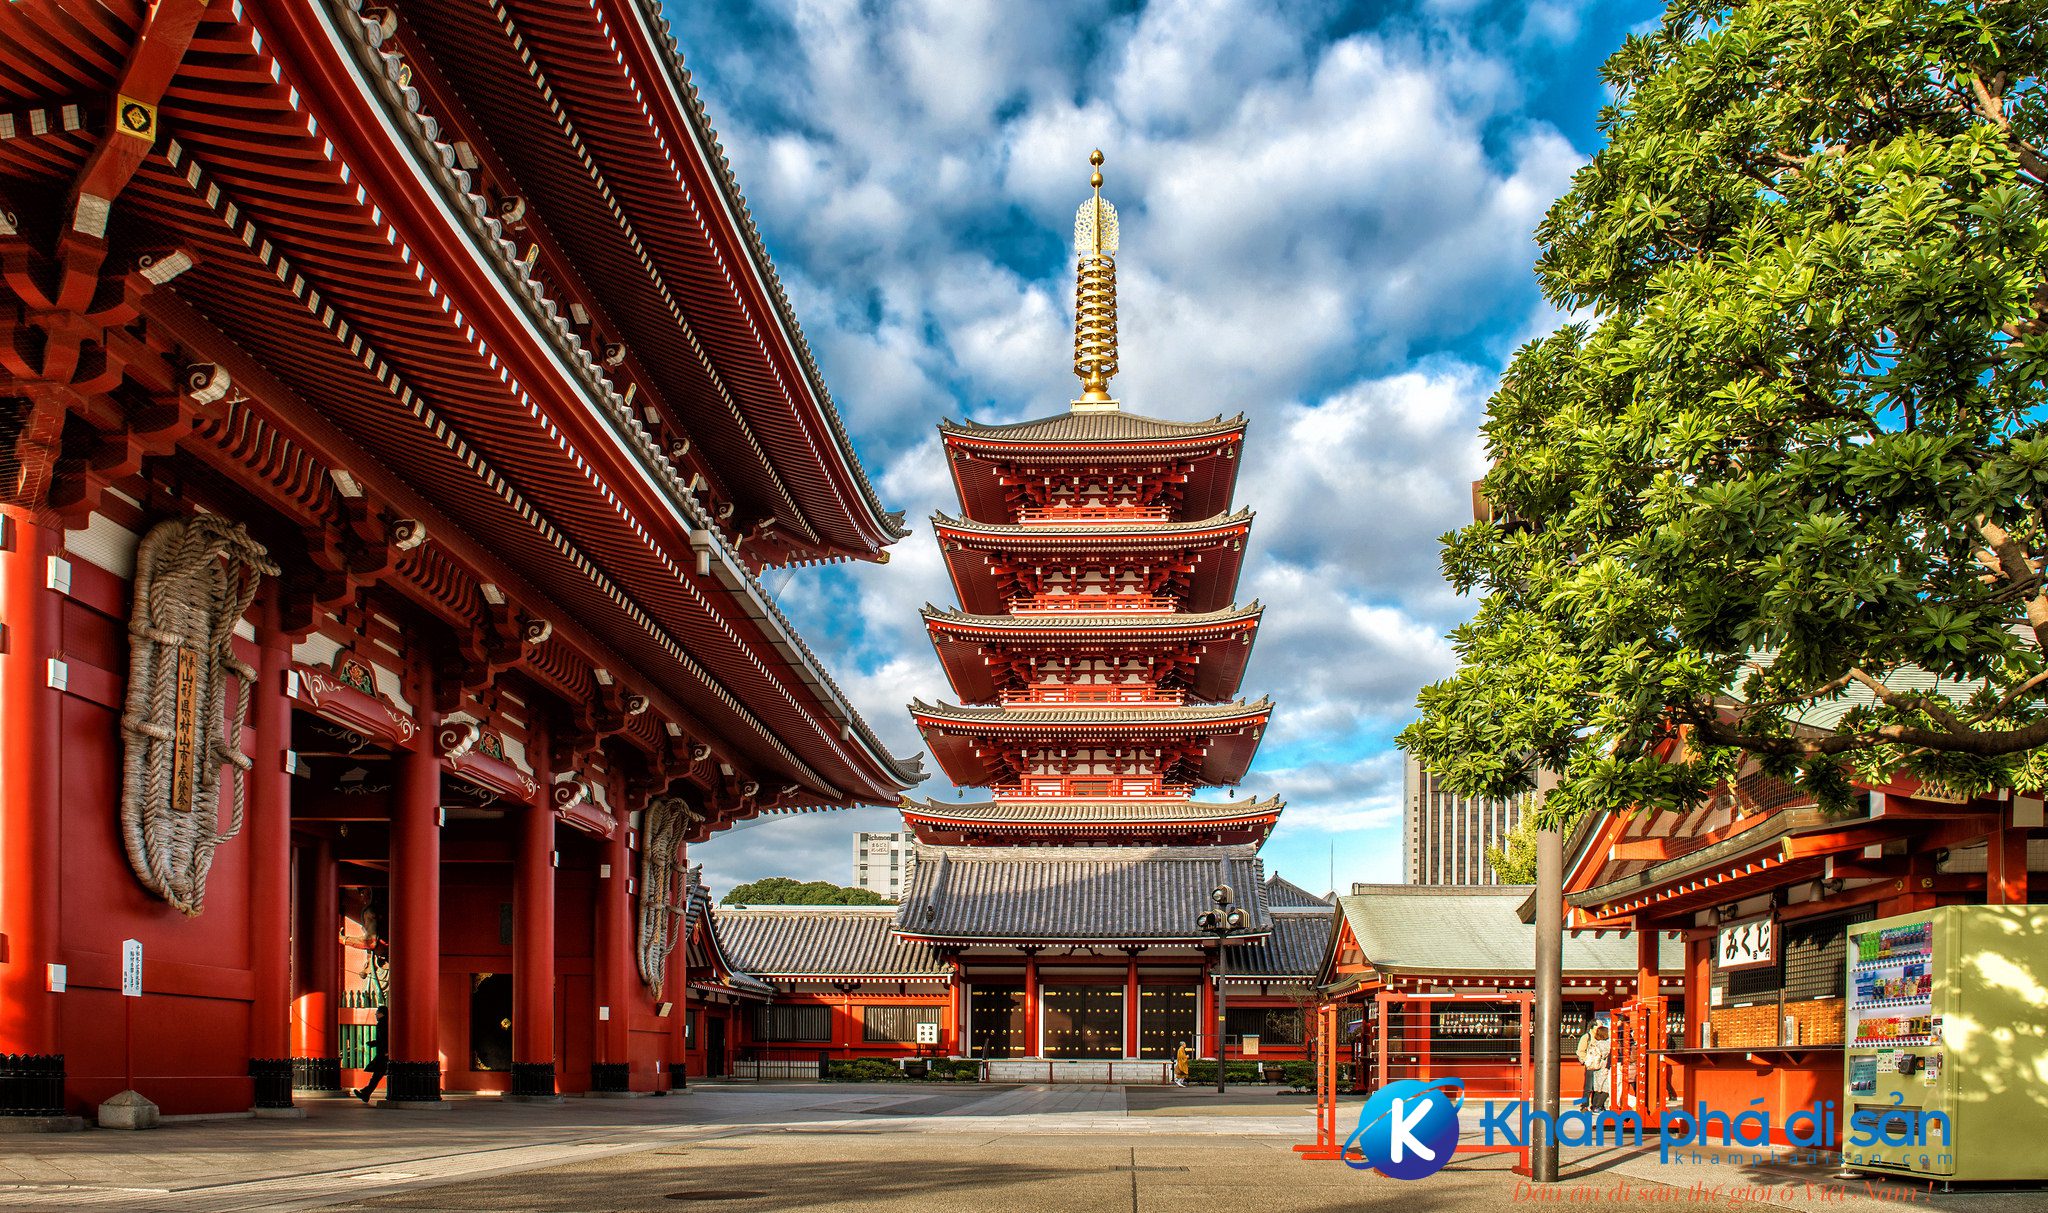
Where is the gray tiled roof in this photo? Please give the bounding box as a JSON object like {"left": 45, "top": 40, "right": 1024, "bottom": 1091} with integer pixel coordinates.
{"left": 939, "top": 411, "right": 1246, "bottom": 444}
{"left": 902, "top": 797, "right": 1283, "bottom": 823}
{"left": 713, "top": 907, "right": 949, "bottom": 978}
{"left": 1263, "top": 873, "right": 1335, "bottom": 907}
{"left": 933, "top": 507, "right": 1253, "bottom": 538}
{"left": 1225, "top": 908, "right": 1336, "bottom": 978}
{"left": 909, "top": 698, "right": 1273, "bottom": 726}
{"left": 1336, "top": 886, "right": 1680, "bottom": 976}
{"left": 922, "top": 602, "right": 1262, "bottom": 632}
{"left": 894, "top": 845, "right": 1274, "bottom": 940}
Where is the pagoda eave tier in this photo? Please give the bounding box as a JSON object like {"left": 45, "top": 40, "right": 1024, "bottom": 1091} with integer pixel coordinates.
{"left": 938, "top": 411, "right": 1248, "bottom": 525}
{"left": 908, "top": 698, "right": 1273, "bottom": 788}
{"left": 933, "top": 510, "right": 1253, "bottom": 615}
{"left": 921, "top": 602, "right": 1262, "bottom": 704}
{"left": 900, "top": 796, "right": 1284, "bottom": 847}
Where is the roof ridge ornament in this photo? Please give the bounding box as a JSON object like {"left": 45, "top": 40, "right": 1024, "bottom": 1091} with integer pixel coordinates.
{"left": 1071, "top": 149, "right": 1121, "bottom": 413}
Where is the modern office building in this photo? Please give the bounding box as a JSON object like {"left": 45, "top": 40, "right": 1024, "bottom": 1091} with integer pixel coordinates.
{"left": 1402, "top": 755, "right": 1543, "bottom": 885}
{"left": 853, "top": 831, "right": 915, "bottom": 899}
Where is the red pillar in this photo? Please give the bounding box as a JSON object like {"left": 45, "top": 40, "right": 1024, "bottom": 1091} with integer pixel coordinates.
{"left": 248, "top": 588, "right": 294, "bottom": 1085}
{"left": 294, "top": 838, "right": 340, "bottom": 1064}
{"left": 1200, "top": 961, "right": 1216, "bottom": 1058}
{"left": 388, "top": 670, "right": 441, "bottom": 1101}
{"left": 512, "top": 796, "right": 556, "bottom": 1095}
{"left": 0, "top": 512, "right": 62, "bottom": 1065}
{"left": 1124, "top": 958, "right": 1140, "bottom": 1059}
{"left": 594, "top": 799, "right": 633, "bottom": 1083}
{"left": 1682, "top": 932, "right": 1711, "bottom": 1107}
{"left": 665, "top": 860, "right": 687, "bottom": 1089}
{"left": 1988, "top": 811, "right": 2028, "bottom": 905}
{"left": 1634, "top": 928, "right": 1662, "bottom": 1110}
{"left": 1024, "top": 954, "right": 1039, "bottom": 1057}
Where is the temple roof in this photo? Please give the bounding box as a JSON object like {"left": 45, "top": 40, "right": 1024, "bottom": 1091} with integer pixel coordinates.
{"left": 910, "top": 698, "right": 1273, "bottom": 726}
{"left": 921, "top": 602, "right": 1262, "bottom": 633}
{"left": 902, "top": 796, "right": 1283, "bottom": 823}
{"left": 1329, "top": 886, "right": 1679, "bottom": 980}
{"left": 900, "top": 796, "right": 1283, "bottom": 847}
{"left": 939, "top": 411, "right": 1247, "bottom": 446}
{"left": 933, "top": 507, "right": 1254, "bottom": 540}
{"left": 1263, "top": 873, "right": 1336, "bottom": 908}
{"left": 1224, "top": 907, "right": 1337, "bottom": 979}
{"left": 911, "top": 699, "right": 1271, "bottom": 789}
{"left": 893, "top": 845, "right": 1273, "bottom": 941}
{"left": 713, "top": 906, "right": 950, "bottom": 979}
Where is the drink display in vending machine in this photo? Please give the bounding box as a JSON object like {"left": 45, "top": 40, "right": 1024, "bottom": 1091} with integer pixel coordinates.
{"left": 1841, "top": 905, "right": 2048, "bottom": 1182}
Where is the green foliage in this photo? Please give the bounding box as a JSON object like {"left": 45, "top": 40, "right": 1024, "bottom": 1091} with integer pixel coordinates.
{"left": 1486, "top": 814, "right": 1542, "bottom": 884}
{"left": 720, "top": 876, "right": 888, "bottom": 906}
{"left": 820, "top": 1057, "right": 981, "bottom": 1082}
{"left": 1406, "top": 0, "right": 2048, "bottom": 827}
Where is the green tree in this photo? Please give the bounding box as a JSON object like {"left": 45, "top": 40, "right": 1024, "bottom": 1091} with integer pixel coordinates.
{"left": 1404, "top": 0, "right": 2048, "bottom": 827}
{"left": 720, "top": 876, "right": 888, "bottom": 906}
{"left": 1486, "top": 814, "right": 1542, "bottom": 885}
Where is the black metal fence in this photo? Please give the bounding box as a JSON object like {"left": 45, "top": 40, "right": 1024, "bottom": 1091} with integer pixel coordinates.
{"left": 0, "top": 1054, "right": 65, "bottom": 1117}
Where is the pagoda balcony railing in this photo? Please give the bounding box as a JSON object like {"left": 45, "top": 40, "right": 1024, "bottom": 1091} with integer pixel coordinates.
{"left": 995, "top": 780, "right": 1183, "bottom": 799}
{"left": 1013, "top": 504, "right": 1172, "bottom": 525}
{"left": 1000, "top": 686, "right": 1185, "bottom": 707}
{"left": 1010, "top": 594, "right": 1179, "bottom": 614}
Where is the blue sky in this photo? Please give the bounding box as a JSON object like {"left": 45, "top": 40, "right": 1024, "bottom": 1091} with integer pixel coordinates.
{"left": 674, "top": 0, "right": 1663, "bottom": 895}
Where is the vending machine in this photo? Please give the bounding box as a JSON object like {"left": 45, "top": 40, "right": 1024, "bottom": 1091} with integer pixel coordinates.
{"left": 1842, "top": 904, "right": 2048, "bottom": 1182}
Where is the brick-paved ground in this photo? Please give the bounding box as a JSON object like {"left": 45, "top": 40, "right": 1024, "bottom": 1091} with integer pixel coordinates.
{"left": 0, "top": 1085, "right": 2025, "bottom": 1212}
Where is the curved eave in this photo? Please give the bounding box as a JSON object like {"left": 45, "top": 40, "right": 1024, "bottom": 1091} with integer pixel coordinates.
{"left": 922, "top": 603, "right": 1261, "bottom": 704}
{"left": 149, "top": 1, "right": 924, "bottom": 804}
{"left": 590, "top": 0, "right": 910, "bottom": 553}
{"left": 940, "top": 419, "right": 1248, "bottom": 525}
{"left": 909, "top": 700, "right": 1272, "bottom": 788}
{"left": 933, "top": 508, "right": 1253, "bottom": 543}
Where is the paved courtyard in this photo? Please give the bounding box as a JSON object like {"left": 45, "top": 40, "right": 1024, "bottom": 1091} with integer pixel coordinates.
{"left": 0, "top": 1086, "right": 2026, "bottom": 1212}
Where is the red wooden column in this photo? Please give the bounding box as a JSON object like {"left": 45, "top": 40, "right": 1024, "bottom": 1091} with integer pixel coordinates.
{"left": 665, "top": 840, "right": 687, "bottom": 1090}
{"left": 1199, "top": 960, "right": 1216, "bottom": 1058}
{"left": 593, "top": 795, "right": 633, "bottom": 1088}
{"left": 1634, "top": 928, "right": 1662, "bottom": 1110}
{"left": 387, "top": 663, "right": 443, "bottom": 1105}
{"left": 1124, "top": 957, "right": 1140, "bottom": 1059}
{"left": 1023, "top": 953, "right": 1040, "bottom": 1056}
{"left": 1987, "top": 807, "right": 2028, "bottom": 905}
{"left": 511, "top": 794, "right": 557, "bottom": 1099}
{"left": 247, "top": 587, "right": 296, "bottom": 1108}
{"left": 294, "top": 838, "right": 340, "bottom": 1074}
{"left": 0, "top": 513, "right": 62, "bottom": 1076}
{"left": 1682, "top": 932, "right": 1712, "bottom": 1107}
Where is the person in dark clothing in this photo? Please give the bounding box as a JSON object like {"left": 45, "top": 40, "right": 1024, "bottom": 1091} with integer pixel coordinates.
{"left": 354, "top": 1005, "right": 389, "bottom": 1103}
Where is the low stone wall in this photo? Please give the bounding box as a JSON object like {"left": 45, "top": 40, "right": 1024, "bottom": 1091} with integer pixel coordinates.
{"left": 982, "top": 1059, "right": 1171, "bottom": 1085}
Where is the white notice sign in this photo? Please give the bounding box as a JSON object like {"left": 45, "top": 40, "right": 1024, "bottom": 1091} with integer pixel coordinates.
{"left": 916, "top": 1021, "right": 939, "bottom": 1046}
{"left": 121, "top": 938, "right": 143, "bottom": 997}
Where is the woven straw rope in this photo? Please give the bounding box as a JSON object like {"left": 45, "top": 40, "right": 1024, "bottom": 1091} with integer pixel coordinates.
{"left": 119, "top": 515, "right": 278, "bottom": 916}
{"left": 635, "top": 796, "right": 689, "bottom": 995}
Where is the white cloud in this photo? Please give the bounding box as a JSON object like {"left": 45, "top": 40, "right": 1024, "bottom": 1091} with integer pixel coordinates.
{"left": 667, "top": 0, "right": 1602, "bottom": 890}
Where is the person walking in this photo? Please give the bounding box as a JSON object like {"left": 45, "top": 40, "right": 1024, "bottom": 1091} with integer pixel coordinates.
{"left": 1585, "top": 1023, "right": 1613, "bottom": 1112}
{"left": 353, "top": 1005, "right": 389, "bottom": 1103}
{"left": 1574, "top": 1023, "right": 1597, "bottom": 1107}
{"left": 1173, "top": 1041, "right": 1191, "bottom": 1087}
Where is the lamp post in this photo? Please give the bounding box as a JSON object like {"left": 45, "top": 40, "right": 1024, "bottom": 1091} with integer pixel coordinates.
{"left": 1197, "top": 883, "right": 1247, "bottom": 1094}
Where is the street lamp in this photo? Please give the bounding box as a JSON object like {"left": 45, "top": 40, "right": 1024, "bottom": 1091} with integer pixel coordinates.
{"left": 1197, "top": 883, "right": 1248, "bottom": 1094}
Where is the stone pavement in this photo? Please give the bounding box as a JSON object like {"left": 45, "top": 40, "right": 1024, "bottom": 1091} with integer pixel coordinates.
{"left": 0, "top": 1085, "right": 2036, "bottom": 1212}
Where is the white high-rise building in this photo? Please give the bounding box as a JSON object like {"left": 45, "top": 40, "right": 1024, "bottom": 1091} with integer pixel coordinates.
{"left": 1403, "top": 755, "right": 1547, "bottom": 885}
{"left": 852, "top": 831, "right": 914, "bottom": 900}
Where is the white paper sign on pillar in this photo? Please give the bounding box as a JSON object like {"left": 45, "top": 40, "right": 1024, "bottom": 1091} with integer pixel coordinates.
{"left": 121, "top": 938, "right": 143, "bottom": 997}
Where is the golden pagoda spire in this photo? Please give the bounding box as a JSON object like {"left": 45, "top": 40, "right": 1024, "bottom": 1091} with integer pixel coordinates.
{"left": 1071, "top": 149, "right": 1120, "bottom": 412}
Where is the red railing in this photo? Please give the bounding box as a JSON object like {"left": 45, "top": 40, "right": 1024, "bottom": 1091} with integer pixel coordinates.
{"left": 1010, "top": 595, "right": 1179, "bottom": 614}
{"left": 1014, "top": 504, "right": 1171, "bottom": 524}
{"left": 999, "top": 686, "right": 1184, "bottom": 706}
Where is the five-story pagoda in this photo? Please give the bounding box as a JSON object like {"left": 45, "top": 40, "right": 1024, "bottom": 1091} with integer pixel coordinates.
{"left": 895, "top": 154, "right": 1315, "bottom": 1069}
